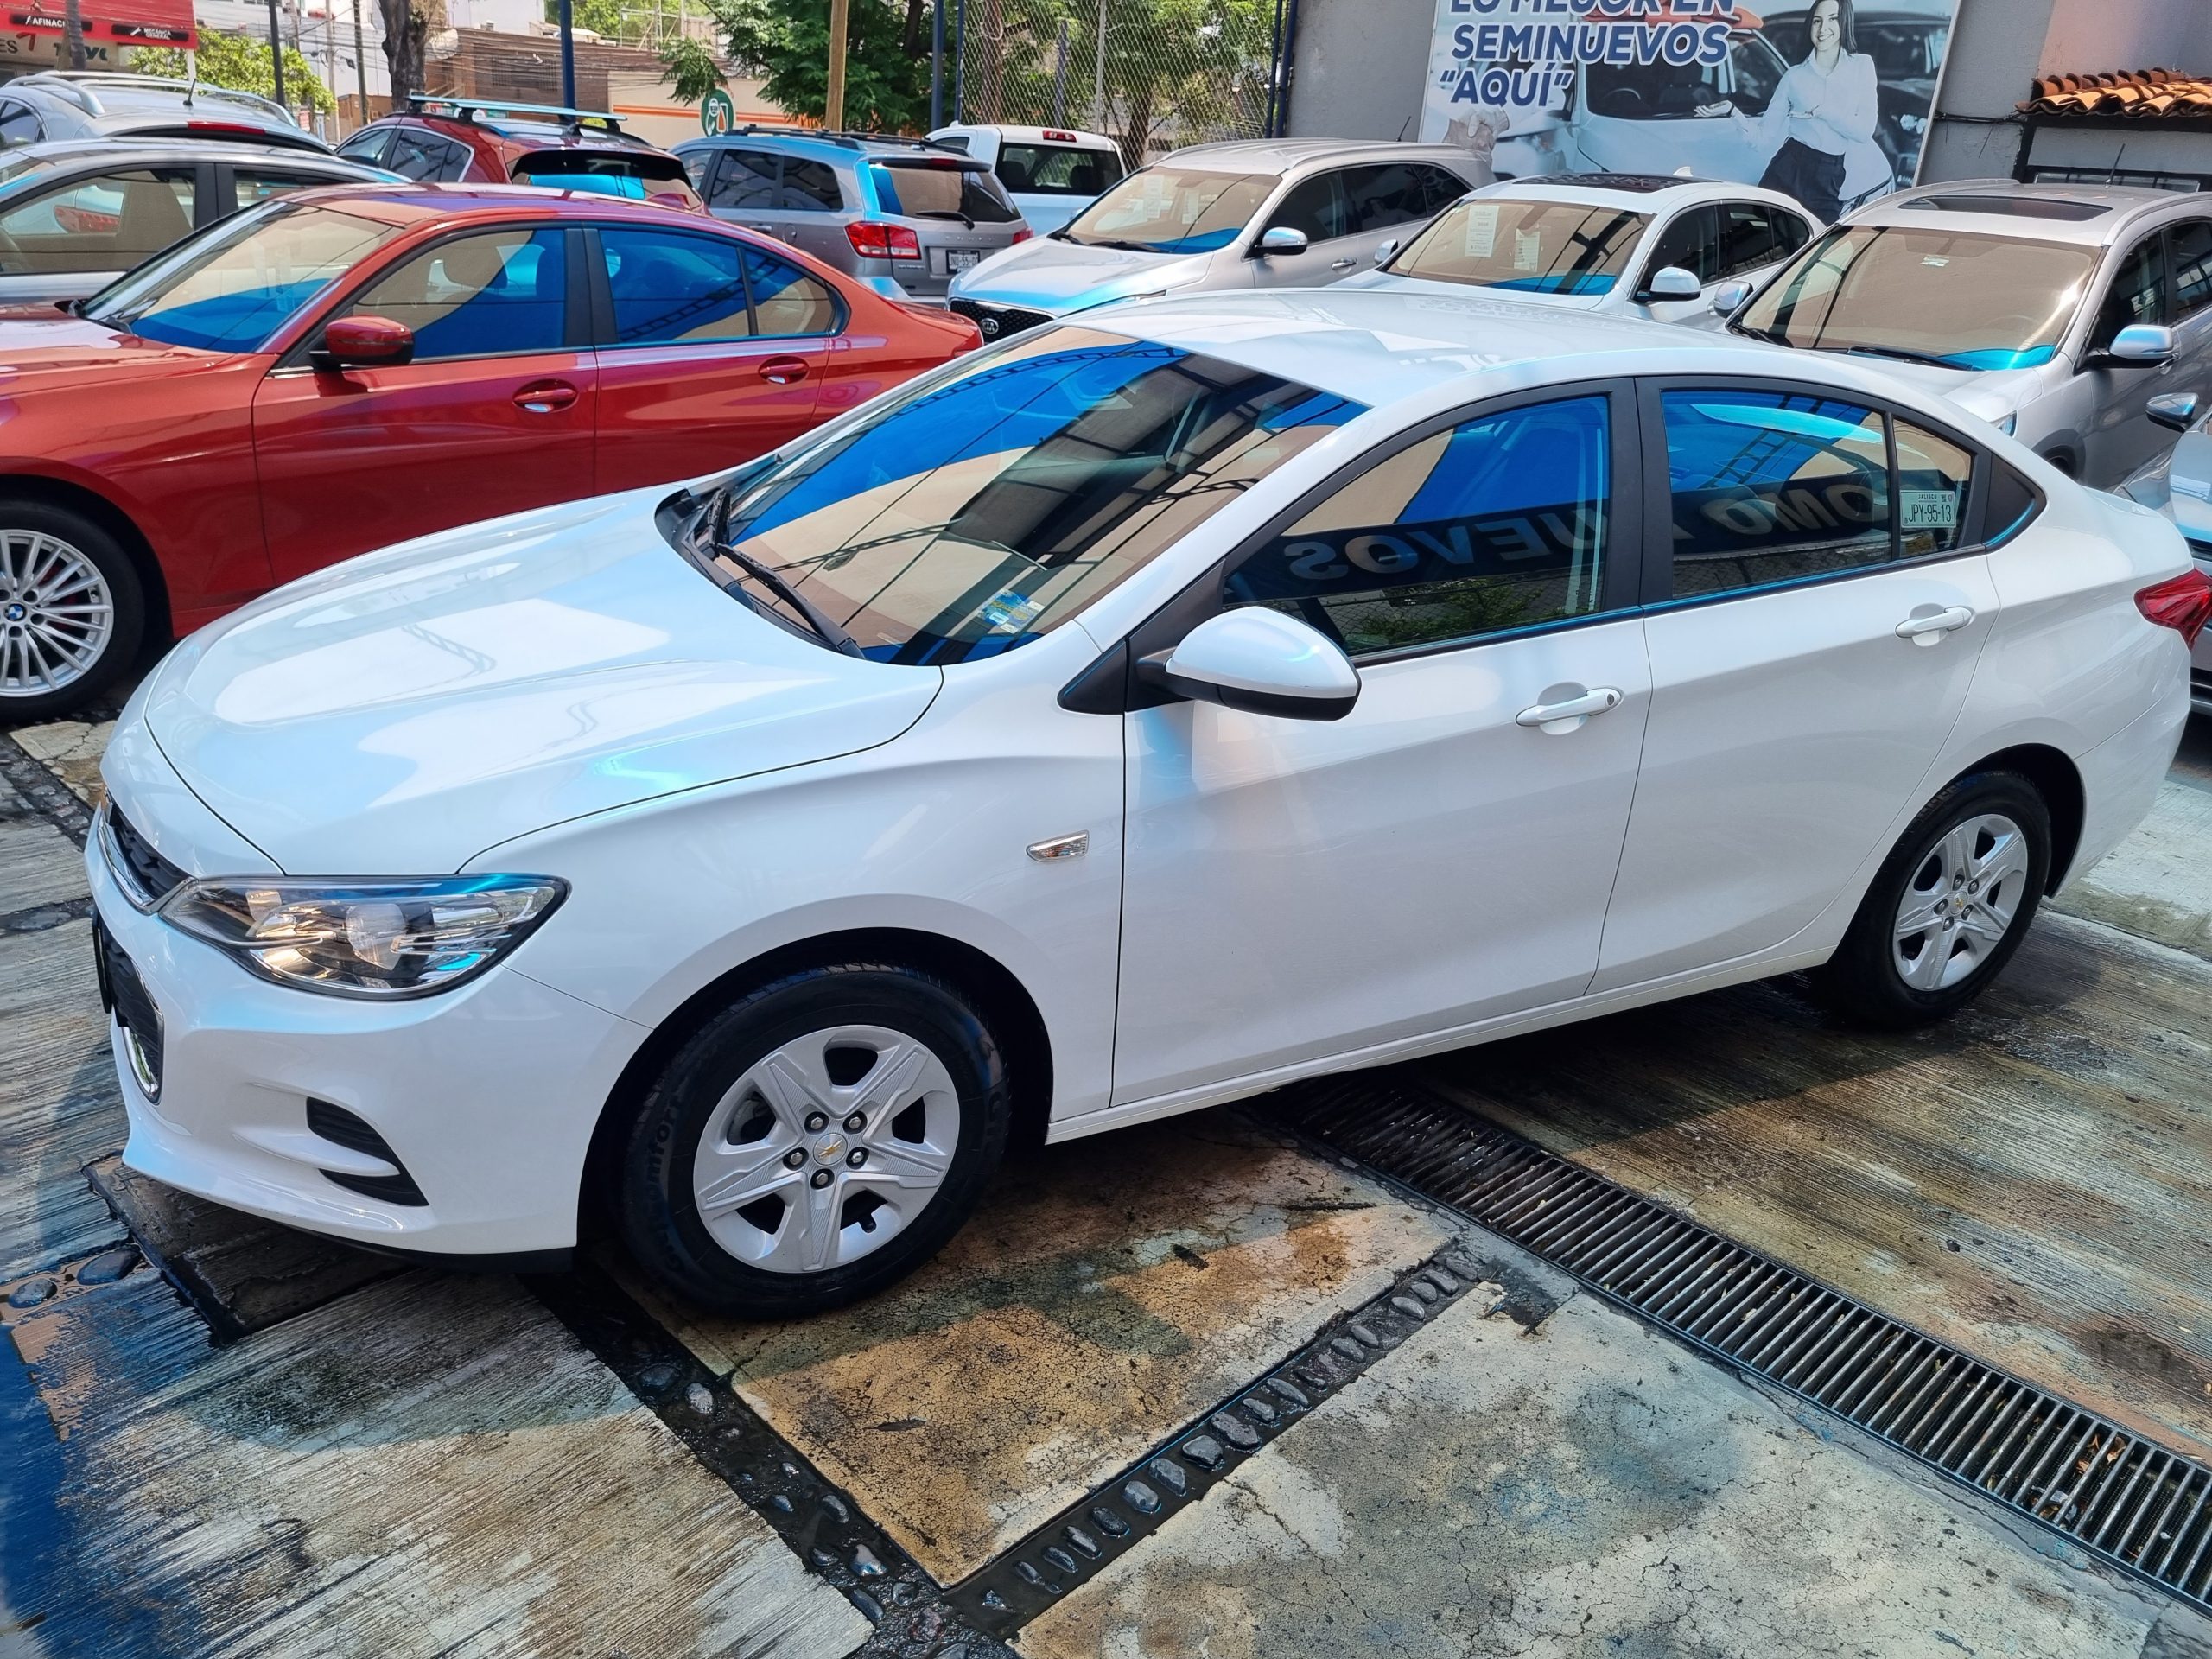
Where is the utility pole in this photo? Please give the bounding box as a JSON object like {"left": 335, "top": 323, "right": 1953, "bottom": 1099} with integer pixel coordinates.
{"left": 353, "top": 0, "right": 368, "bottom": 129}
{"left": 1051, "top": 16, "right": 1066, "bottom": 127}
{"left": 1092, "top": 0, "right": 1104, "bottom": 131}
{"left": 950, "top": 0, "right": 963, "bottom": 124}
{"left": 823, "top": 0, "right": 848, "bottom": 130}
{"left": 267, "top": 0, "right": 288, "bottom": 111}
{"left": 928, "top": 0, "right": 943, "bottom": 130}
{"left": 557, "top": 0, "right": 576, "bottom": 108}
{"left": 60, "top": 0, "right": 86, "bottom": 69}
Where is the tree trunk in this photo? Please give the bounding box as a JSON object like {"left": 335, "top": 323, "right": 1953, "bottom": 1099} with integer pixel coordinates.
{"left": 378, "top": 0, "right": 427, "bottom": 101}
{"left": 901, "top": 0, "right": 923, "bottom": 62}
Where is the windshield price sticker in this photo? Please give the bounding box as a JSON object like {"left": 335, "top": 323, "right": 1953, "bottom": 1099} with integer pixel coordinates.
{"left": 1901, "top": 490, "right": 1960, "bottom": 530}
{"left": 1462, "top": 203, "right": 1499, "bottom": 259}
{"left": 979, "top": 590, "right": 1046, "bottom": 634}
{"left": 1512, "top": 228, "right": 1541, "bottom": 272}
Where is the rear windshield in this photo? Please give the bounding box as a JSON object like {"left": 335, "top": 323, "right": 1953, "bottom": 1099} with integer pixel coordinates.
{"left": 695, "top": 326, "right": 1364, "bottom": 665}
{"left": 1388, "top": 199, "right": 1649, "bottom": 296}
{"left": 82, "top": 199, "right": 399, "bottom": 353}
{"left": 996, "top": 143, "right": 1122, "bottom": 197}
{"left": 869, "top": 162, "right": 1020, "bottom": 224}
{"left": 1737, "top": 224, "right": 2097, "bottom": 370}
{"left": 512, "top": 148, "right": 687, "bottom": 183}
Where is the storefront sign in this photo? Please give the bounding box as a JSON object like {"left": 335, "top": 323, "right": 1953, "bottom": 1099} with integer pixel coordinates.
{"left": 700, "top": 86, "right": 735, "bottom": 135}
{"left": 8, "top": 0, "right": 194, "bottom": 47}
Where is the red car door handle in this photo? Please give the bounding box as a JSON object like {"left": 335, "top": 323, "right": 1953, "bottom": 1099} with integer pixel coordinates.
{"left": 758, "top": 355, "right": 810, "bottom": 386}
{"left": 513, "top": 381, "right": 578, "bottom": 414}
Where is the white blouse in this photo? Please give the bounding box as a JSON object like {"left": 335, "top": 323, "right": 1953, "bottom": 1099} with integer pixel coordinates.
{"left": 1747, "top": 50, "right": 1880, "bottom": 158}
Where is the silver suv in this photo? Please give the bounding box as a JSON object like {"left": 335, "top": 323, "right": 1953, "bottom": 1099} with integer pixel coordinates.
{"left": 947, "top": 138, "right": 1486, "bottom": 339}
{"left": 0, "top": 72, "right": 327, "bottom": 154}
{"left": 674, "top": 127, "right": 1028, "bottom": 303}
{"left": 1726, "top": 180, "right": 2212, "bottom": 486}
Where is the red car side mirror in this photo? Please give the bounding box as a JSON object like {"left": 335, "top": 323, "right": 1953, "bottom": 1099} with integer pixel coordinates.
{"left": 315, "top": 315, "right": 416, "bottom": 372}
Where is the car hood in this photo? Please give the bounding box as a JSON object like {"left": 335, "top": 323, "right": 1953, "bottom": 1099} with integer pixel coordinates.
{"left": 2118, "top": 426, "right": 2212, "bottom": 547}
{"left": 950, "top": 235, "right": 1217, "bottom": 314}
{"left": 1335, "top": 269, "right": 1611, "bottom": 311}
{"left": 0, "top": 308, "right": 226, "bottom": 382}
{"left": 142, "top": 486, "right": 943, "bottom": 874}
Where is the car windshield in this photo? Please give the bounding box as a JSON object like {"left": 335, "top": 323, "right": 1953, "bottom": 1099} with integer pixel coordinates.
{"left": 693, "top": 326, "right": 1364, "bottom": 664}
{"left": 869, "top": 161, "right": 1020, "bottom": 224}
{"left": 1737, "top": 224, "right": 2097, "bottom": 369}
{"left": 1387, "top": 198, "right": 1649, "bottom": 296}
{"left": 0, "top": 151, "right": 53, "bottom": 190}
{"left": 1059, "top": 168, "right": 1273, "bottom": 253}
{"left": 81, "top": 199, "right": 400, "bottom": 353}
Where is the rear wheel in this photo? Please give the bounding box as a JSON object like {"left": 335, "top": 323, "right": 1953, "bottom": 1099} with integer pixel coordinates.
{"left": 0, "top": 503, "right": 145, "bottom": 720}
{"left": 1813, "top": 771, "right": 2050, "bottom": 1027}
{"left": 617, "top": 963, "right": 1012, "bottom": 1317}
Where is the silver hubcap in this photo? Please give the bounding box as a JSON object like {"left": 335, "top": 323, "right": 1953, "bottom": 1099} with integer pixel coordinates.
{"left": 0, "top": 530, "right": 113, "bottom": 699}
{"left": 1892, "top": 811, "right": 2031, "bottom": 992}
{"left": 690, "top": 1024, "right": 960, "bottom": 1274}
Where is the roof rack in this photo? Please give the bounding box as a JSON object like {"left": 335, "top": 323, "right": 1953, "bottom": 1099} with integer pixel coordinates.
{"left": 407, "top": 93, "right": 623, "bottom": 133}
{"left": 13, "top": 70, "right": 292, "bottom": 123}
{"left": 722, "top": 123, "right": 964, "bottom": 153}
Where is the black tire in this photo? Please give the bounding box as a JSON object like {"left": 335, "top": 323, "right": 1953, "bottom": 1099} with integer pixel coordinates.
{"left": 0, "top": 499, "right": 146, "bottom": 721}
{"left": 616, "top": 963, "right": 1012, "bottom": 1318}
{"left": 1812, "top": 770, "right": 2052, "bottom": 1028}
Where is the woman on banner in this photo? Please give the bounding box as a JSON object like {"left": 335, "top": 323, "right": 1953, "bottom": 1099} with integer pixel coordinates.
{"left": 1698, "top": 0, "right": 1881, "bottom": 225}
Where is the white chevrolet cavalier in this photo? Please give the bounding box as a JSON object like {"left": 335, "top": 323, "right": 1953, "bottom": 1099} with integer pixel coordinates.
{"left": 91, "top": 290, "right": 2206, "bottom": 1315}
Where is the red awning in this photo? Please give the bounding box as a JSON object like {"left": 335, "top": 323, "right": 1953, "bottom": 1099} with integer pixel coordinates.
{"left": 8, "top": 0, "right": 196, "bottom": 47}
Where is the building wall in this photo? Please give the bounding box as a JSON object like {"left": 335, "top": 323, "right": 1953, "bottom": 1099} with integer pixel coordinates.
{"left": 1283, "top": 0, "right": 1428, "bottom": 141}
{"left": 2037, "top": 0, "right": 2211, "bottom": 77}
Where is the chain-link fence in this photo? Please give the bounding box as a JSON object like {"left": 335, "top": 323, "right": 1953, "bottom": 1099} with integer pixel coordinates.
{"left": 952, "top": 0, "right": 1288, "bottom": 167}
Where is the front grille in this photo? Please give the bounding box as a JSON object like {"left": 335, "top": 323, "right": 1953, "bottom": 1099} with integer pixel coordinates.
{"left": 305, "top": 1098, "right": 429, "bottom": 1207}
{"left": 104, "top": 805, "right": 187, "bottom": 907}
{"left": 950, "top": 298, "right": 1052, "bottom": 340}
{"left": 1278, "top": 1077, "right": 2212, "bottom": 1614}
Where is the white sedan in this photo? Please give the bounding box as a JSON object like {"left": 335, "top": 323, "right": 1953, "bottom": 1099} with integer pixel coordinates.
{"left": 1340, "top": 175, "right": 1817, "bottom": 327}
{"left": 90, "top": 290, "right": 2202, "bottom": 1315}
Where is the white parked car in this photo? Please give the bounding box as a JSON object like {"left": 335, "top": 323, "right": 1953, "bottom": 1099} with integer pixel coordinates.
{"left": 90, "top": 291, "right": 2202, "bottom": 1315}
{"left": 1339, "top": 174, "right": 1815, "bottom": 327}
{"left": 2115, "top": 393, "right": 2212, "bottom": 715}
{"left": 925, "top": 123, "right": 1125, "bottom": 237}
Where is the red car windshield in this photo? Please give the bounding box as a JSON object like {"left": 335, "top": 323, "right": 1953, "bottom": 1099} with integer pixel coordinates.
{"left": 83, "top": 200, "right": 401, "bottom": 353}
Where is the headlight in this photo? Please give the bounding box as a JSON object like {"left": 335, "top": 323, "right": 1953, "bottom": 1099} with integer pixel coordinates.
{"left": 159, "top": 874, "right": 566, "bottom": 998}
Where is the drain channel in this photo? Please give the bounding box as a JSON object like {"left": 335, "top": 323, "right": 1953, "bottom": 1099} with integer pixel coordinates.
{"left": 1275, "top": 1075, "right": 2212, "bottom": 1614}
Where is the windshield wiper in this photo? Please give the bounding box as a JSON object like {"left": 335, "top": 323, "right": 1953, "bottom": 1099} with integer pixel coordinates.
{"left": 1842, "top": 343, "right": 1961, "bottom": 370}
{"left": 711, "top": 539, "right": 863, "bottom": 657}
{"left": 1067, "top": 236, "right": 1154, "bottom": 252}
{"left": 912, "top": 208, "right": 975, "bottom": 227}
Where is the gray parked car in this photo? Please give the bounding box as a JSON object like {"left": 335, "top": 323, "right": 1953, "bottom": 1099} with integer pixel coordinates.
{"left": 0, "top": 138, "right": 390, "bottom": 306}
{"left": 1724, "top": 179, "right": 2212, "bottom": 486}
{"left": 674, "top": 127, "right": 1028, "bottom": 302}
{"left": 947, "top": 137, "right": 1485, "bottom": 339}
{"left": 2116, "top": 397, "right": 2212, "bottom": 715}
{"left": 0, "top": 72, "right": 328, "bottom": 155}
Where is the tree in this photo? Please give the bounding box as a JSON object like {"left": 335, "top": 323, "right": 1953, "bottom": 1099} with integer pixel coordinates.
{"left": 133, "top": 32, "right": 334, "bottom": 112}
{"left": 709, "top": 0, "right": 927, "bottom": 130}
{"left": 380, "top": 0, "right": 435, "bottom": 103}
{"left": 659, "top": 35, "right": 725, "bottom": 103}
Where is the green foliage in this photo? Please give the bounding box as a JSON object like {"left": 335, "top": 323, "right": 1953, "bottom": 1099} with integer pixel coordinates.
{"left": 659, "top": 35, "right": 726, "bottom": 103}
{"left": 132, "top": 32, "right": 335, "bottom": 113}
{"left": 544, "top": 0, "right": 630, "bottom": 38}
{"left": 707, "top": 0, "right": 928, "bottom": 130}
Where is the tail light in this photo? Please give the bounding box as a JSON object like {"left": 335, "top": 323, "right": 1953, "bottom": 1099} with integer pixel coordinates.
{"left": 2136, "top": 567, "right": 2212, "bottom": 647}
{"left": 1012, "top": 226, "right": 1033, "bottom": 244}
{"left": 847, "top": 221, "right": 921, "bottom": 261}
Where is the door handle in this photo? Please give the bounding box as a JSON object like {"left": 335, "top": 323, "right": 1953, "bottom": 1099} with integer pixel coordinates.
{"left": 512, "top": 380, "right": 577, "bottom": 414}
{"left": 1330, "top": 257, "right": 1356, "bottom": 271}
{"left": 758, "top": 355, "right": 810, "bottom": 386}
{"left": 1515, "top": 685, "right": 1623, "bottom": 733}
{"left": 1894, "top": 605, "right": 1974, "bottom": 644}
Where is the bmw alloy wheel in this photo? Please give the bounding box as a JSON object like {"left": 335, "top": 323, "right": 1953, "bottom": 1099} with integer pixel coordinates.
{"left": 0, "top": 529, "right": 115, "bottom": 701}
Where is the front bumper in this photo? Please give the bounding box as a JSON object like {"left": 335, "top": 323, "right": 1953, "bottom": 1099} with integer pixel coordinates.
{"left": 86, "top": 832, "right": 646, "bottom": 1258}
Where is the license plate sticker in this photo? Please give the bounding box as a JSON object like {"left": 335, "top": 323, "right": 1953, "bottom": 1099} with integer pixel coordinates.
{"left": 946, "top": 250, "right": 982, "bottom": 272}
{"left": 1901, "top": 489, "right": 1959, "bottom": 530}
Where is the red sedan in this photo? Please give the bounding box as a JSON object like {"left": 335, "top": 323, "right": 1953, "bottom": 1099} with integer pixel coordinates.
{"left": 0, "top": 183, "right": 979, "bottom": 715}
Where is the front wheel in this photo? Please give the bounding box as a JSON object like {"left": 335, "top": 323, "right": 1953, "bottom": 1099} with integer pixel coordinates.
{"left": 1813, "top": 771, "right": 2052, "bottom": 1027}
{"left": 616, "top": 964, "right": 1012, "bottom": 1318}
{"left": 0, "top": 504, "right": 145, "bottom": 720}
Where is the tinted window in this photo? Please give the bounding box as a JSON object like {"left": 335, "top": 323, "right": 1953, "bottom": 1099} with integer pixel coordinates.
{"left": 744, "top": 246, "right": 837, "bottom": 334}
{"left": 337, "top": 128, "right": 391, "bottom": 167}
{"left": 234, "top": 168, "right": 328, "bottom": 211}
{"left": 1062, "top": 168, "right": 1271, "bottom": 253}
{"left": 680, "top": 149, "right": 713, "bottom": 193}
{"left": 345, "top": 227, "right": 568, "bottom": 360}
{"left": 1645, "top": 205, "right": 1719, "bottom": 285}
{"left": 1343, "top": 162, "right": 1453, "bottom": 235}
{"left": 0, "top": 102, "right": 41, "bottom": 146}
{"left": 1716, "top": 202, "right": 1805, "bottom": 279}
{"left": 0, "top": 168, "right": 196, "bottom": 274}
{"left": 997, "top": 143, "right": 1120, "bottom": 196}
{"left": 1738, "top": 225, "right": 2097, "bottom": 370}
{"left": 1227, "top": 396, "right": 1611, "bottom": 657}
{"left": 385, "top": 128, "right": 462, "bottom": 182}
{"left": 868, "top": 162, "right": 1019, "bottom": 224}
{"left": 784, "top": 158, "right": 842, "bottom": 211}
{"left": 1662, "top": 390, "right": 1891, "bottom": 598}
{"left": 1895, "top": 419, "right": 1974, "bottom": 558}
{"left": 2171, "top": 220, "right": 2212, "bottom": 320}
{"left": 601, "top": 226, "right": 752, "bottom": 345}
{"left": 1390, "top": 198, "right": 1649, "bottom": 296}
{"left": 704, "top": 327, "right": 1363, "bottom": 664}
{"left": 1268, "top": 172, "right": 1353, "bottom": 241}
{"left": 2094, "top": 233, "right": 2169, "bottom": 344}
{"left": 709, "top": 149, "right": 779, "bottom": 210}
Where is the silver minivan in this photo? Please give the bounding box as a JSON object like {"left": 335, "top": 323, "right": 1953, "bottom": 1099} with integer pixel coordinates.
{"left": 1724, "top": 180, "right": 2212, "bottom": 486}
{"left": 947, "top": 137, "right": 1485, "bottom": 340}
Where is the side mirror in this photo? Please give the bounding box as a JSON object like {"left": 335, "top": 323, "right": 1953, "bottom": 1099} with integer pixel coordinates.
{"left": 1140, "top": 607, "right": 1359, "bottom": 721}
{"left": 1638, "top": 264, "right": 1702, "bottom": 302}
{"left": 1371, "top": 238, "right": 1400, "bottom": 268}
{"left": 1255, "top": 225, "right": 1308, "bottom": 257}
{"left": 314, "top": 314, "right": 415, "bottom": 371}
{"left": 2148, "top": 391, "right": 2201, "bottom": 432}
{"left": 1709, "top": 279, "right": 1752, "bottom": 315}
{"left": 2101, "top": 322, "right": 2174, "bottom": 366}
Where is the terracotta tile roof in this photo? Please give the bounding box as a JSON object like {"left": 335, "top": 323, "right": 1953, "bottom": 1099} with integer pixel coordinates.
{"left": 2022, "top": 68, "right": 2212, "bottom": 120}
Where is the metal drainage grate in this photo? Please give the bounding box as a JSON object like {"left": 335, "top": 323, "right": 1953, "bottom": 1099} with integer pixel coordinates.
{"left": 945, "top": 1249, "right": 1490, "bottom": 1635}
{"left": 1275, "top": 1075, "right": 2212, "bottom": 1614}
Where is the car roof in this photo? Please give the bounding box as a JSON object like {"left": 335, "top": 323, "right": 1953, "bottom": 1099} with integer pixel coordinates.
{"left": 0, "top": 136, "right": 372, "bottom": 170}
{"left": 1847, "top": 178, "right": 2189, "bottom": 245}
{"left": 933, "top": 123, "right": 1117, "bottom": 149}
{"left": 398, "top": 110, "right": 664, "bottom": 154}
{"left": 1157, "top": 137, "right": 1477, "bottom": 175}
{"left": 1477, "top": 175, "right": 1807, "bottom": 213}
{"left": 676, "top": 127, "right": 966, "bottom": 163}
{"left": 1076, "top": 286, "right": 1798, "bottom": 410}
{"left": 257, "top": 181, "right": 721, "bottom": 226}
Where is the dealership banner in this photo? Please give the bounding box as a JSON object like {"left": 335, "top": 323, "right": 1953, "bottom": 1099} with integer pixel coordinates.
{"left": 1419, "top": 0, "right": 1957, "bottom": 217}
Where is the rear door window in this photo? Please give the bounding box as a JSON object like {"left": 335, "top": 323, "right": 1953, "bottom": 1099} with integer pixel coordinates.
{"left": 600, "top": 226, "right": 754, "bottom": 345}
{"left": 781, "top": 158, "right": 842, "bottom": 212}
{"left": 2170, "top": 219, "right": 2212, "bottom": 320}
{"left": 0, "top": 167, "right": 196, "bottom": 274}
{"left": 385, "top": 128, "right": 465, "bottom": 182}
{"left": 1343, "top": 162, "right": 1456, "bottom": 235}
{"left": 232, "top": 167, "right": 336, "bottom": 211}
{"left": 337, "top": 128, "right": 391, "bottom": 167}
{"left": 709, "top": 149, "right": 781, "bottom": 210}
{"left": 1717, "top": 202, "right": 1808, "bottom": 278}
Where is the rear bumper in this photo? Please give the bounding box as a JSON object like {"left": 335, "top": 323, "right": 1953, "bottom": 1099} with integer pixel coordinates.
{"left": 2064, "top": 691, "right": 2190, "bottom": 891}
